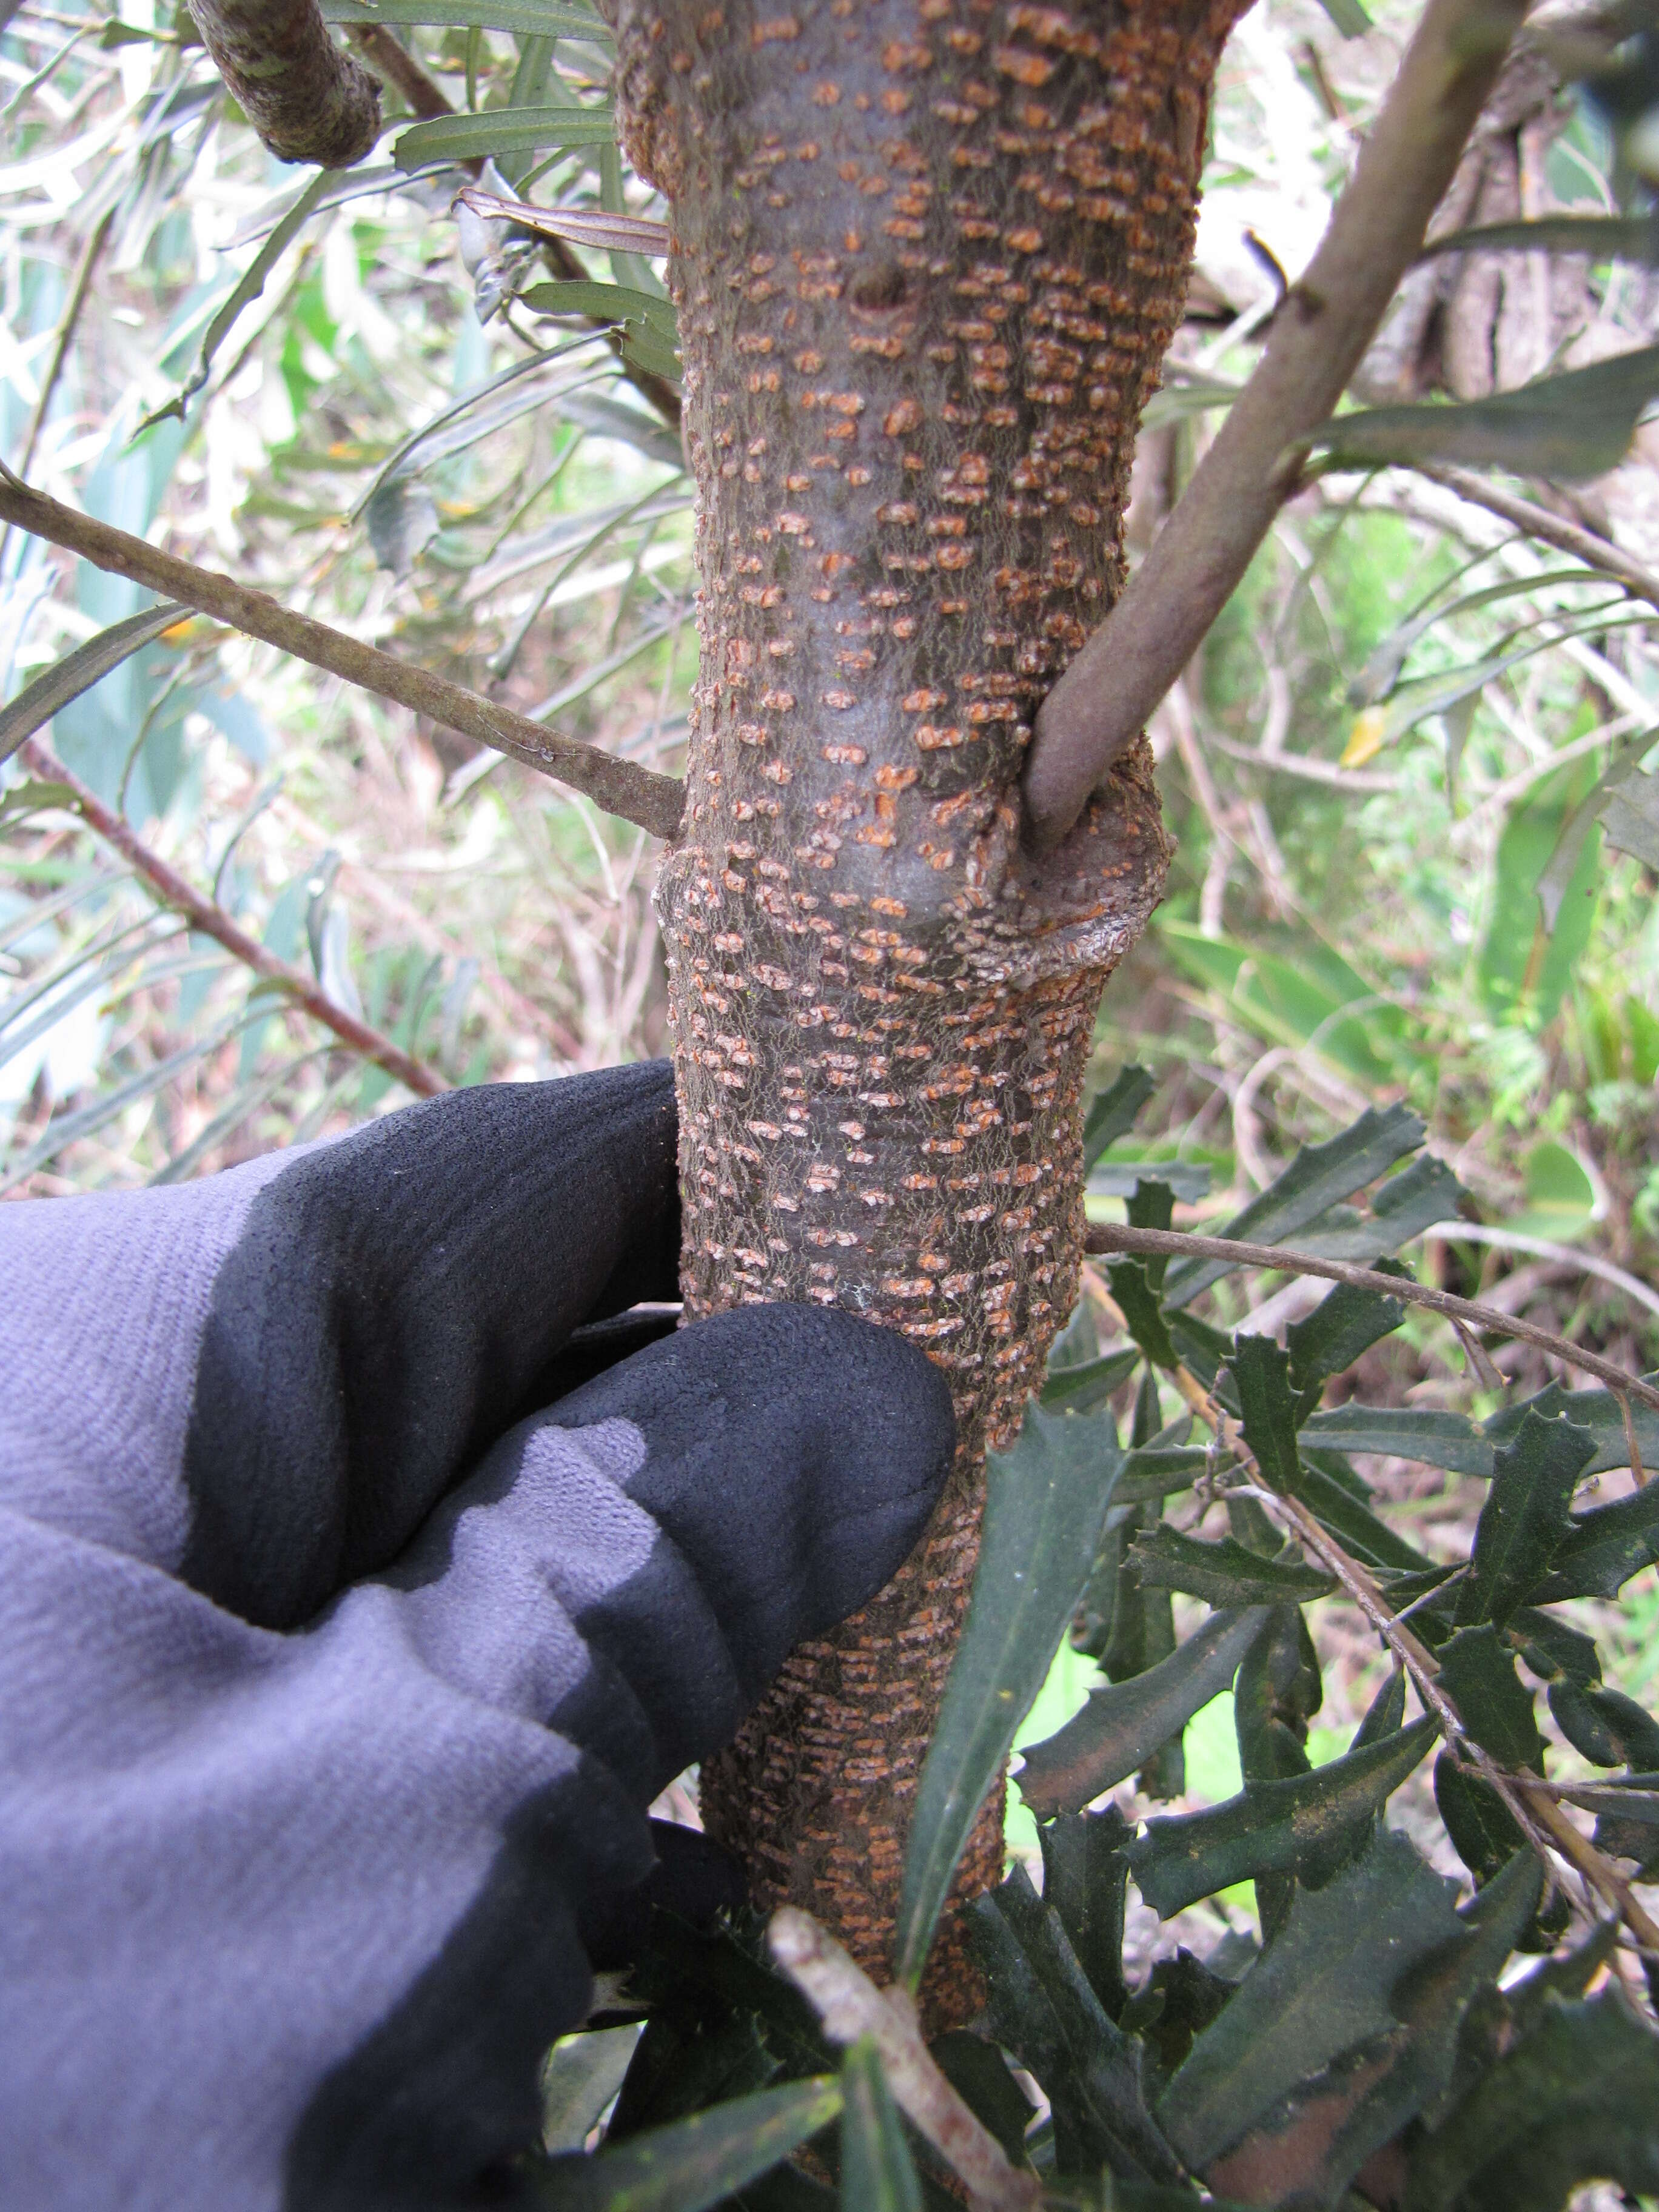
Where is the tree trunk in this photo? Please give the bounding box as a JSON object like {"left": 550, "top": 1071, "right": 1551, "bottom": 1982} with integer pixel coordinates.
{"left": 611, "top": 0, "right": 1242, "bottom": 2020}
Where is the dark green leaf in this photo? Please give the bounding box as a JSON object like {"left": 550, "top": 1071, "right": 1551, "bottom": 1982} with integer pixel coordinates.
{"left": 838, "top": 2041, "right": 920, "bottom": 2212}
{"left": 1457, "top": 1412, "right": 1595, "bottom": 1629}
{"left": 1127, "top": 1526, "right": 1336, "bottom": 1609}
{"left": 394, "top": 106, "right": 618, "bottom": 172}
{"left": 1592, "top": 1772, "right": 1659, "bottom": 1876}
{"left": 1018, "top": 1610, "right": 1269, "bottom": 1822}
{"left": 1434, "top": 1754, "right": 1527, "bottom": 1888}
{"left": 1404, "top": 1992, "right": 1659, "bottom": 2212}
{"left": 1, "top": 602, "right": 190, "bottom": 769}
{"left": 1486, "top": 1374, "right": 1659, "bottom": 1478}
{"left": 1315, "top": 0, "right": 1372, "bottom": 35}
{"left": 1158, "top": 1829, "right": 1463, "bottom": 2174}
{"left": 1114, "top": 1443, "right": 1211, "bottom": 1506}
{"left": 1532, "top": 1483, "right": 1659, "bottom": 1600}
{"left": 1548, "top": 1681, "right": 1659, "bottom": 1768}
{"left": 927, "top": 2033, "right": 1035, "bottom": 2167}
{"left": 1311, "top": 343, "right": 1659, "bottom": 483}
{"left": 533, "top": 2077, "right": 842, "bottom": 2211}
{"left": 1106, "top": 1262, "right": 1179, "bottom": 1372}
{"left": 1037, "top": 1810, "right": 1133, "bottom": 2022}
{"left": 1231, "top": 1336, "right": 1302, "bottom": 1492}
{"left": 1508, "top": 1606, "right": 1601, "bottom": 1686}
{"left": 1439, "top": 1626, "right": 1546, "bottom": 1772}
{"left": 1299, "top": 1404, "right": 1490, "bottom": 1475}
{"left": 1042, "top": 1346, "right": 1141, "bottom": 1414}
{"left": 1123, "top": 1952, "right": 1238, "bottom": 2098}
{"left": 1234, "top": 1607, "right": 1321, "bottom": 1784}
{"left": 1354, "top": 1666, "right": 1407, "bottom": 1751}
{"left": 1127, "top": 1178, "right": 1176, "bottom": 1291}
{"left": 1082, "top": 1066, "right": 1155, "bottom": 1171}
{"left": 1163, "top": 1104, "right": 1425, "bottom": 1309}
{"left": 1287, "top": 1455, "right": 1437, "bottom": 1575}
{"left": 1285, "top": 1265, "right": 1409, "bottom": 1399}
{"left": 969, "top": 1866, "right": 1179, "bottom": 2181}
{"left": 1166, "top": 1309, "right": 1235, "bottom": 1392}
{"left": 1201, "top": 1849, "right": 1543, "bottom": 2210}
{"left": 895, "top": 1407, "right": 1121, "bottom": 1986}
{"left": 1126, "top": 1717, "right": 1436, "bottom": 1918}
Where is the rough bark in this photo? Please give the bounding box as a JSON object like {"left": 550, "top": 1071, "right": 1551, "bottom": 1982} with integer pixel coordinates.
{"left": 187, "top": 1, "right": 381, "bottom": 170}
{"left": 610, "top": 0, "right": 1241, "bottom": 2017}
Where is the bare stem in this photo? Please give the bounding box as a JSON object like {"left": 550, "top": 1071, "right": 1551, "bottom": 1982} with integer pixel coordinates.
{"left": 1023, "top": 0, "right": 1529, "bottom": 850}
{"left": 0, "top": 474, "right": 685, "bottom": 841}
{"left": 22, "top": 736, "right": 448, "bottom": 1100}
{"left": 768, "top": 1908, "right": 1042, "bottom": 2212}
{"left": 1086, "top": 1219, "right": 1659, "bottom": 1415}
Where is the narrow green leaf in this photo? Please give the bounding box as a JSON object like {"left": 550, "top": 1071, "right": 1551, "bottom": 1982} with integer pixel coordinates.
{"left": 1162, "top": 1103, "right": 1425, "bottom": 1309}
{"left": 838, "top": 2042, "right": 920, "bottom": 2212}
{"left": 1315, "top": 0, "right": 1372, "bottom": 34}
{"left": 1230, "top": 1336, "right": 1302, "bottom": 1492}
{"left": 1404, "top": 1993, "right": 1659, "bottom": 2212}
{"left": 1201, "top": 1849, "right": 1543, "bottom": 2208}
{"left": 1042, "top": 1344, "right": 1141, "bottom": 1414}
{"left": 1159, "top": 1829, "right": 1463, "bottom": 2173}
{"left": 1114, "top": 1442, "right": 1211, "bottom": 1506}
{"left": 1438, "top": 1627, "right": 1547, "bottom": 1772}
{"left": 1547, "top": 1681, "right": 1659, "bottom": 1769}
{"left": 1037, "top": 1810, "right": 1134, "bottom": 2023}
{"left": 1311, "top": 343, "right": 1659, "bottom": 483}
{"left": 1299, "top": 1404, "right": 1490, "bottom": 1476}
{"left": 394, "top": 106, "right": 617, "bottom": 172}
{"left": 1457, "top": 1411, "right": 1595, "bottom": 1629}
{"left": 1, "top": 603, "right": 190, "bottom": 770}
{"left": 531, "top": 2076, "right": 840, "bottom": 2210}
{"left": 970, "top": 1866, "right": 1180, "bottom": 2181}
{"left": 1126, "top": 1717, "right": 1436, "bottom": 1918}
{"left": 1288, "top": 1455, "right": 1437, "bottom": 1575}
{"left": 1286, "top": 1265, "right": 1409, "bottom": 1399}
{"left": 1507, "top": 1606, "right": 1600, "bottom": 1687}
{"left": 1082, "top": 1065, "right": 1155, "bottom": 1170}
{"left": 1017, "top": 1610, "right": 1269, "bottom": 1822}
{"left": 1433, "top": 1755, "right": 1531, "bottom": 1892}
{"left": 1106, "top": 1261, "right": 1179, "bottom": 1372}
{"left": 1533, "top": 1483, "right": 1659, "bottom": 1601}
{"left": 895, "top": 1406, "right": 1122, "bottom": 1986}
{"left": 521, "top": 279, "right": 679, "bottom": 351}
{"left": 320, "top": 2, "right": 610, "bottom": 30}
{"left": 1126, "top": 1526, "right": 1335, "bottom": 1609}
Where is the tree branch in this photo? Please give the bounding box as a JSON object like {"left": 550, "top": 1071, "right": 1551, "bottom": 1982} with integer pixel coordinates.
{"left": 21, "top": 736, "right": 448, "bottom": 1100}
{"left": 1413, "top": 463, "right": 1659, "bottom": 614}
{"left": 1084, "top": 1219, "right": 1659, "bottom": 1415}
{"left": 768, "top": 1909, "right": 1042, "bottom": 2212}
{"left": 186, "top": 1, "right": 381, "bottom": 169}
{"left": 1022, "top": 0, "right": 1530, "bottom": 851}
{"left": 0, "top": 473, "right": 686, "bottom": 842}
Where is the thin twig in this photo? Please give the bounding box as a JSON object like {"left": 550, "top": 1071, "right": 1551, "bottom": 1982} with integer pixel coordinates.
{"left": 1415, "top": 464, "right": 1659, "bottom": 616}
{"left": 0, "top": 473, "right": 686, "bottom": 841}
{"left": 21, "top": 736, "right": 449, "bottom": 1100}
{"left": 768, "top": 1908, "right": 1042, "bottom": 2212}
{"left": 1023, "top": 0, "right": 1530, "bottom": 850}
{"left": 1085, "top": 1220, "right": 1659, "bottom": 1415}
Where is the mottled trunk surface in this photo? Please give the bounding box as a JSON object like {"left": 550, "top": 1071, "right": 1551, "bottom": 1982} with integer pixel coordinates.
{"left": 611, "top": 0, "right": 1239, "bottom": 2017}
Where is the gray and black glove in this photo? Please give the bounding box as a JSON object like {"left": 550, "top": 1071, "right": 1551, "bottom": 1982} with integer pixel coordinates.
{"left": 0, "top": 1062, "right": 954, "bottom": 2212}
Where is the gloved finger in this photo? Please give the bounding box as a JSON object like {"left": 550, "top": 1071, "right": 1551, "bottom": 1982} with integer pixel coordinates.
{"left": 578, "top": 1821, "right": 747, "bottom": 1976}
{"left": 1, "top": 1064, "right": 679, "bottom": 1629}
{"left": 374, "top": 1302, "right": 957, "bottom": 1808}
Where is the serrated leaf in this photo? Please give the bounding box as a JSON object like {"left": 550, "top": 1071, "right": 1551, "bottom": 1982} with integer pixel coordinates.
{"left": 1456, "top": 1412, "right": 1596, "bottom": 1629}
{"left": 1234, "top": 1607, "right": 1322, "bottom": 1785}
{"left": 1018, "top": 1610, "right": 1269, "bottom": 1822}
{"left": 968, "top": 1866, "right": 1179, "bottom": 2181}
{"left": 1230, "top": 1336, "right": 1302, "bottom": 1491}
{"left": 1125, "top": 1717, "right": 1436, "bottom": 1918}
{"left": 895, "top": 1406, "right": 1122, "bottom": 1986}
{"left": 1, "top": 602, "right": 190, "bottom": 770}
{"left": 1037, "top": 1810, "right": 1134, "bottom": 2022}
{"left": 1508, "top": 1606, "right": 1601, "bottom": 1686}
{"left": 1298, "top": 1404, "right": 1490, "bottom": 1475}
{"left": 1404, "top": 1992, "right": 1659, "bottom": 2212}
{"left": 394, "top": 106, "right": 617, "bottom": 172}
{"left": 1438, "top": 1626, "right": 1546, "bottom": 1772}
{"left": 1162, "top": 1104, "right": 1426, "bottom": 1309}
{"left": 1127, "top": 1526, "right": 1335, "bottom": 1608}
{"left": 1106, "top": 1261, "right": 1180, "bottom": 1372}
{"left": 1082, "top": 1065, "right": 1155, "bottom": 1170}
{"left": 1158, "top": 1829, "right": 1463, "bottom": 2174}
{"left": 1285, "top": 1265, "right": 1409, "bottom": 1399}
{"left": 1201, "top": 1849, "right": 1543, "bottom": 2211}
{"left": 533, "top": 2076, "right": 842, "bottom": 2211}
{"left": 1310, "top": 343, "right": 1659, "bottom": 483}
{"left": 838, "top": 2040, "right": 920, "bottom": 2212}
{"left": 1547, "top": 1681, "right": 1659, "bottom": 1768}
{"left": 1532, "top": 1482, "right": 1659, "bottom": 1600}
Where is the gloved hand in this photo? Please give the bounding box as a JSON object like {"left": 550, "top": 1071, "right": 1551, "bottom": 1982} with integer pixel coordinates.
{"left": 0, "top": 1062, "right": 954, "bottom": 2212}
